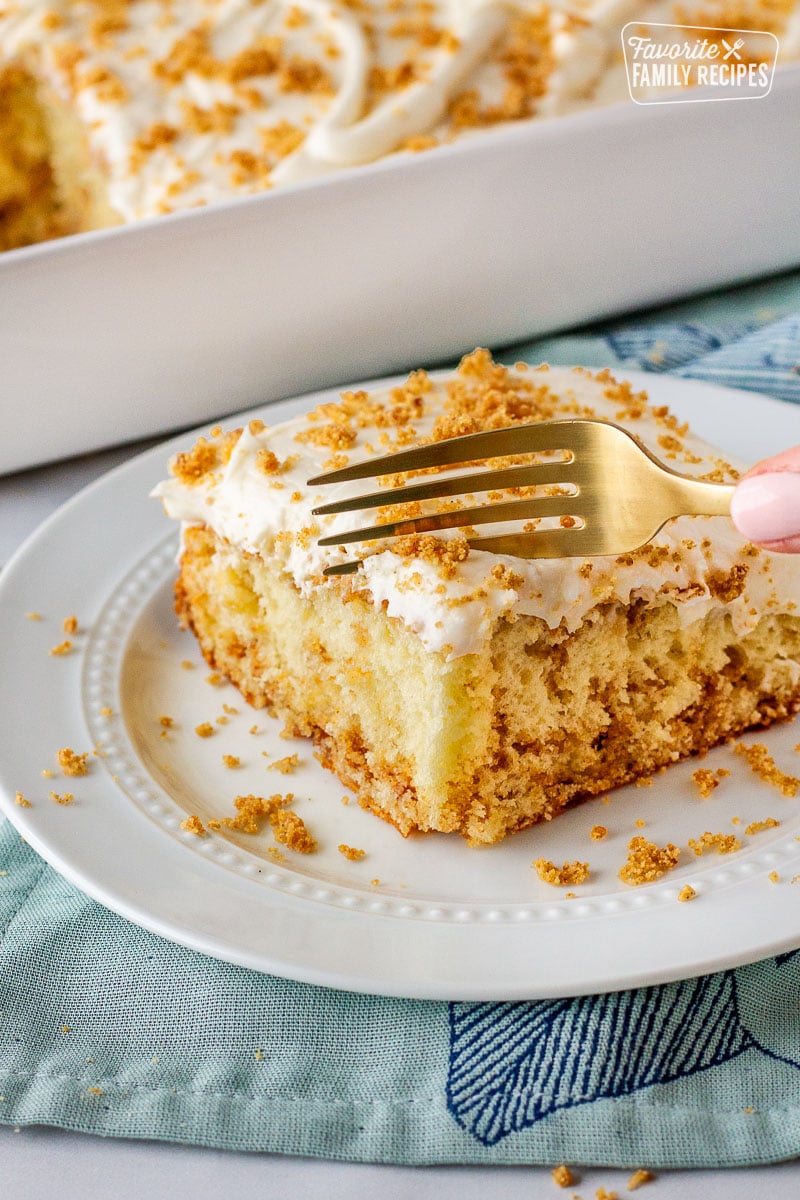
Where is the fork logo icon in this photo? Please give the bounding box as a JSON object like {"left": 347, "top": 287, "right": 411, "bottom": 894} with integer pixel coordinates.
{"left": 722, "top": 37, "right": 745, "bottom": 61}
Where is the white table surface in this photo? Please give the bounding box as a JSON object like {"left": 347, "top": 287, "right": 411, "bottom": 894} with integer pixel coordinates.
{"left": 3, "top": 440, "right": 800, "bottom": 1200}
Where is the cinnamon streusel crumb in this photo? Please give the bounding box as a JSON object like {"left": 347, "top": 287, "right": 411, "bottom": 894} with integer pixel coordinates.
{"left": 14, "top": 791, "right": 31, "bottom": 808}
{"left": 627, "top": 1170, "right": 655, "bottom": 1191}
{"left": 63, "top": 615, "right": 78, "bottom": 634}
{"left": 268, "top": 753, "right": 300, "bottom": 774}
{"left": 57, "top": 748, "right": 89, "bottom": 777}
{"left": 391, "top": 532, "right": 471, "bottom": 576}
{"left": 221, "top": 793, "right": 289, "bottom": 834}
{"left": 551, "top": 1164, "right": 575, "bottom": 1187}
{"left": 181, "top": 815, "right": 206, "bottom": 836}
{"left": 49, "top": 791, "right": 74, "bottom": 805}
{"left": 533, "top": 858, "right": 589, "bottom": 886}
{"left": 195, "top": 722, "right": 215, "bottom": 738}
{"left": 618, "top": 837, "right": 680, "bottom": 885}
{"left": 170, "top": 431, "right": 241, "bottom": 484}
{"left": 677, "top": 885, "right": 697, "bottom": 903}
{"left": 688, "top": 831, "right": 742, "bottom": 856}
{"left": 338, "top": 844, "right": 366, "bottom": 861}
{"left": 49, "top": 640, "right": 73, "bottom": 656}
{"left": 745, "top": 817, "right": 780, "bottom": 835}
{"left": 692, "top": 768, "right": 720, "bottom": 798}
{"left": 734, "top": 743, "right": 800, "bottom": 797}
{"left": 270, "top": 808, "right": 316, "bottom": 853}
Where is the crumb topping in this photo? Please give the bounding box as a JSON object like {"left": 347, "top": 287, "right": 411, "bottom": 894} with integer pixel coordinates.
{"left": 551, "top": 1164, "right": 575, "bottom": 1188}
{"left": 256, "top": 447, "right": 295, "bottom": 475}
{"left": 391, "top": 532, "right": 471, "bottom": 577}
{"left": 181, "top": 814, "right": 206, "bottom": 836}
{"left": 267, "top": 753, "right": 300, "bottom": 774}
{"left": 49, "top": 791, "right": 74, "bottom": 805}
{"left": 677, "top": 885, "right": 696, "bottom": 903}
{"left": 734, "top": 743, "right": 800, "bottom": 797}
{"left": 270, "top": 808, "right": 316, "bottom": 853}
{"left": 57, "top": 748, "right": 89, "bottom": 777}
{"left": 691, "top": 767, "right": 729, "bottom": 798}
{"left": 338, "top": 843, "right": 366, "bottom": 861}
{"left": 533, "top": 858, "right": 589, "bottom": 886}
{"left": 705, "top": 563, "right": 748, "bottom": 603}
{"left": 745, "top": 817, "right": 780, "bottom": 835}
{"left": 170, "top": 430, "right": 241, "bottom": 485}
{"left": 687, "top": 831, "right": 742, "bottom": 856}
{"left": 618, "top": 837, "right": 680, "bottom": 886}
{"left": 220, "top": 792, "right": 288, "bottom": 834}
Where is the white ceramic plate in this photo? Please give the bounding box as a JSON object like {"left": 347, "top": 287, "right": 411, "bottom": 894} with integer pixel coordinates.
{"left": 2, "top": 65, "right": 800, "bottom": 476}
{"left": 3, "top": 371, "right": 800, "bottom": 1000}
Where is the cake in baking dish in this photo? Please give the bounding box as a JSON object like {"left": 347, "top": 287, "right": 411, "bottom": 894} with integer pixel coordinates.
{"left": 1, "top": 0, "right": 797, "bottom": 250}
{"left": 153, "top": 352, "right": 800, "bottom": 845}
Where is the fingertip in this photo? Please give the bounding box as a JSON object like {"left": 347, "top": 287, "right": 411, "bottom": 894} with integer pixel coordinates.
{"left": 731, "top": 472, "right": 800, "bottom": 547}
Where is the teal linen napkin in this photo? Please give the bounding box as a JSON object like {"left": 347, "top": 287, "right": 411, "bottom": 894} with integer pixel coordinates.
{"left": 3, "top": 268, "right": 800, "bottom": 1166}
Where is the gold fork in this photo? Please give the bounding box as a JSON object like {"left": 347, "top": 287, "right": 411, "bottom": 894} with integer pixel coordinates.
{"left": 308, "top": 418, "right": 735, "bottom": 576}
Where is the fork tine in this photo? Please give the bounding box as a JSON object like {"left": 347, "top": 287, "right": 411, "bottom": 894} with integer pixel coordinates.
{"left": 321, "top": 523, "right": 652, "bottom": 578}
{"left": 467, "top": 526, "right": 601, "bottom": 558}
{"left": 322, "top": 524, "right": 596, "bottom": 576}
{"left": 306, "top": 419, "right": 586, "bottom": 485}
{"left": 316, "top": 494, "right": 582, "bottom": 547}
{"left": 311, "top": 460, "right": 579, "bottom": 516}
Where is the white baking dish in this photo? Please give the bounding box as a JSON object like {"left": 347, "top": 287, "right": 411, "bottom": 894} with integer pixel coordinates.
{"left": 2, "top": 63, "right": 799, "bottom": 476}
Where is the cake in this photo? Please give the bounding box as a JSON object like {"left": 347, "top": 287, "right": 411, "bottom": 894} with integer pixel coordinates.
{"left": 1, "top": 0, "right": 796, "bottom": 250}
{"left": 153, "top": 352, "right": 800, "bottom": 845}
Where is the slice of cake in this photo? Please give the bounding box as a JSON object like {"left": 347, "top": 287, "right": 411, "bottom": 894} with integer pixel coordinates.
{"left": 153, "top": 352, "right": 800, "bottom": 845}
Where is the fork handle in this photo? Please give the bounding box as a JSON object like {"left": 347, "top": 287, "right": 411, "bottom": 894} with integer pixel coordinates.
{"left": 665, "top": 475, "right": 736, "bottom": 518}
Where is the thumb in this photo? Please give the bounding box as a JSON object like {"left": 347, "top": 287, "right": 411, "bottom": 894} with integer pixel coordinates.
{"left": 730, "top": 446, "right": 800, "bottom": 552}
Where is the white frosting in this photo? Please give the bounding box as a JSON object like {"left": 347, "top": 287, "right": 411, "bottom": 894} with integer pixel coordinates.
{"left": 153, "top": 363, "right": 800, "bottom": 659}
{"left": 1, "top": 0, "right": 795, "bottom": 219}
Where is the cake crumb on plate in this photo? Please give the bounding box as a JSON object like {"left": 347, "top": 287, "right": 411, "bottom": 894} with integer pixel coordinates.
{"left": 618, "top": 837, "right": 680, "bottom": 885}
{"left": 534, "top": 859, "right": 589, "bottom": 887}
{"left": 551, "top": 1164, "right": 575, "bottom": 1187}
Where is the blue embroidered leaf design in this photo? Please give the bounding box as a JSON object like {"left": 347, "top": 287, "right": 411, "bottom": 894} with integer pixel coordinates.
{"left": 447, "top": 973, "right": 752, "bottom": 1146}
{"left": 605, "top": 321, "right": 754, "bottom": 372}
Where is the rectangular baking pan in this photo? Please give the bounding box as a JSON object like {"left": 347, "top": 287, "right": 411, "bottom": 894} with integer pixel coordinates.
{"left": 2, "top": 63, "right": 799, "bottom": 475}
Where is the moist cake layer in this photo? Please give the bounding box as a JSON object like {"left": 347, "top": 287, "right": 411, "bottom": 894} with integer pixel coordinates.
{"left": 154, "top": 355, "right": 800, "bottom": 844}
{"left": 176, "top": 522, "right": 800, "bottom": 844}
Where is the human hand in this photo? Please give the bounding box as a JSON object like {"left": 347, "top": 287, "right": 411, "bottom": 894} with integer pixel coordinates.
{"left": 730, "top": 447, "right": 800, "bottom": 553}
